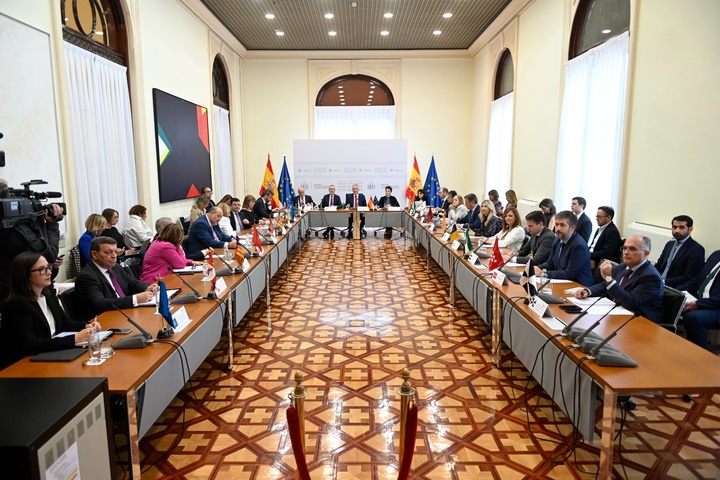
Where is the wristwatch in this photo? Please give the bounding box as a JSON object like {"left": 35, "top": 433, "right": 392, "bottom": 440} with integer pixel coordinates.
{"left": 605, "top": 275, "right": 613, "bottom": 284}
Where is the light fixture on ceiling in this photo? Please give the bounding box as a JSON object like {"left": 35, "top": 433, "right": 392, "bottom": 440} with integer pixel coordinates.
{"left": 381, "top": 30, "right": 389, "bottom": 36}
{"left": 384, "top": 13, "right": 393, "bottom": 19}
{"left": 325, "top": 13, "right": 334, "bottom": 19}
{"left": 351, "top": 1, "right": 358, "bottom": 7}
{"left": 370, "top": 85, "right": 375, "bottom": 89}
{"left": 433, "top": 30, "right": 442, "bottom": 35}
{"left": 329, "top": 31, "right": 337, "bottom": 36}
{"left": 265, "top": 13, "right": 275, "bottom": 19}
{"left": 602, "top": 29, "right": 612, "bottom": 34}
{"left": 276, "top": 31, "right": 284, "bottom": 36}
{"left": 443, "top": 13, "right": 452, "bottom": 19}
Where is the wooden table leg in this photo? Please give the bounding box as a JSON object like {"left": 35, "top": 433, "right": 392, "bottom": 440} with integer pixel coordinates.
{"left": 125, "top": 388, "right": 141, "bottom": 478}
{"left": 491, "top": 293, "right": 501, "bottom": 367}
{"left": 599, "top": 385, "right": 618, "bottom": 478}
{"left": 353, "top": 210, "right": 360, "bottom": 242}
{"left": 449, "top": 249, "right": 455, "bottom": 307}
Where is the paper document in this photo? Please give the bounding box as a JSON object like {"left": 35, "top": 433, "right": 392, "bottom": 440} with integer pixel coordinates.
{"left": 568, "top": 297, "right": 633, "bottom": 315}
{"left": 539, "top": 316, "right": 566, "bottom": 331}
{"left": 173, "top": 265, "right": 200, "bottom": 274}
{"left": 55, "top": 330, "right": 112, "bottom": 346}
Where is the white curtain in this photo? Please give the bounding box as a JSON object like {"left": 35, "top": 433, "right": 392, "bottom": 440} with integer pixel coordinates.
{"left": 212, "top": 105, "right": 234, "bottom": 197}
{"left": 485, "top": 92, "right": 514, "bottom": 196}
{"left": 555, "top": 32, "right": 629, "bottom": 216}
{"left": 63, "top": 42, "right": 138, "bottom": 232}
{"left": 314, "top": 106, "right": 396, "bottom": 139}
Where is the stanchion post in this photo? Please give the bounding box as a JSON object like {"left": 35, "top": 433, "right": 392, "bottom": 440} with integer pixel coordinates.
{"left": 288, "top": 371, "right": 308, "bottom": 450}
{"left": 397, "top": 368, "right": 416, "bottom": 465}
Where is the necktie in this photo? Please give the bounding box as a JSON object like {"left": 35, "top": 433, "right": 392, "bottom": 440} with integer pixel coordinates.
{"left": 619, "top": 268, "right": 633, "bottom": 287}
{"left": 330, "top": 196, "right": 333, "bottom": 206}
{"left": 107, "top": 268, "right": 125, "bottom": 297}
{"left": 589, "top": 228, "right": 600, "bottom": 249}
{"left": 301, "top": 197, "right": 305, "bottom": 207}
{"left": 354, "top": 195, "right": 358, "bottom": 208}
{"left": 211, "top": 223, "right": 219, "bottom": 240}
{"left": 662, "top": 241, "right": 680, "bottom": 279}
{"left": 697, "top": 262, "right": 720, "bottom": 298}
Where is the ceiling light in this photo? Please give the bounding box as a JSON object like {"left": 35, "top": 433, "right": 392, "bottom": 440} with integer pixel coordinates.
{"left": 351, "top": 1, "right": 358, "bottom": 7}
{"left": 443, "top": 13, "right": 452, "bottom": 19}
{"left": 433, "top": 30, "right": 442, "bottom": 35}
{"left": 265, "top": 13, "right": 275, "bottom": 19}
{"left": 602, "top": 29, "right": 612, "bottom": 34}
{"left": 381, "top": 30, "right": 389, "bottom": 36}
{"left": 341, "top": 102, "right": 345, "bottom": 105}
{"left": 370, "top": 85, "right": 375, "bottom": 89}
{"left": 325, "top": 13, "right": 334, "bottom": 19}
{"left": 339, "top": 90, "right": 344, "bottom": 93}
{"left": 276, "top": 31, "right": 284, "bottom": 36}
{"left": 96, "top": 31, "right": 104, "bottom": 35}
{"left": 384, "top": 13, "right": 393, "bottom": 19}
{"left": 367, "top": 103, "right": 371, "bottom": 105}
{"left": 328, "top": 31, "right": 337, "bottom": 36}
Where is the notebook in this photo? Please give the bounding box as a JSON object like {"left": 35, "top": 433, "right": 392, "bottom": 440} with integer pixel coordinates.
{"left": 30, "top": 348, "right": 86, "bottom": 362}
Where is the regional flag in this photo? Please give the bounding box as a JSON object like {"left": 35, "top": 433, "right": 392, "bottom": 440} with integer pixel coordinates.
{"left": 423, "top": 156, "right": 442, "bottom": 208}
{"left": 449, "top": 224, "right": 459, "bottom": 242}
{"left": 158, "top": 280, "right": 176, "bottom": 328}
{"left": 259, "top": 154, "right": 281, "bottom": 208}
{"left": 487, "top": 237, "right": 504, "bottom": 271}
{"left": 252, "top": 225, "right": 264, "bottom": 254}
{"left": 465, "top": 228, "right": 472, "bottom": 252}
{"left": 426, "top": 207, "right": 433, "bottom": 223}
{"left": 405, "top": 155, "right": 422, "bottom": 205}
{"left": 278, "top": 156, "right": 295, "bottom": 207}
{"left": 520, "top": 258, "right": 539, "bottom": 299}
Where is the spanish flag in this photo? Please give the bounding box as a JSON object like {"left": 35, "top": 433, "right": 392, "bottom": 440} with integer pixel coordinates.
{"left": 405, "top": 155, "right": 422, "bottom": 205}
{"left": 367, "top": 196, "right": 374, "bottom": 210}
{"left": 259, "top": 154, "right": 281, "bottom": 208}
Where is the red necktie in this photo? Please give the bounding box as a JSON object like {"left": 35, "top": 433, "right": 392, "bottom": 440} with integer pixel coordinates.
{"left": 330, "top": 196, "right": 333, "bottom": 206}
{"left": 619, "top": 268, "right": 632, "bottom": 287}
{"left": 354, "top": 195, "right": 358, "bottom": 208}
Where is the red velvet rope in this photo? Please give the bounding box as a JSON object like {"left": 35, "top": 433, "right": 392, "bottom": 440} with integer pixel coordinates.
{"left": 397, "top": 403, "right": 419, "bottom": 480}
{"left": 286, "top": 407, "right": 312, "bottom": 480}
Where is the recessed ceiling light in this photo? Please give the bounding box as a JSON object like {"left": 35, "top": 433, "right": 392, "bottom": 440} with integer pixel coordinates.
{"left": 96, "top": 31, "right": 104, "bottom": 35}
{"left": 381, "top": 30, "right": 389, "bottom": 36}
{"left": 367, "top": 103, "right": 371, "bottom": 105}
{"left": 265, "top": 13, "right": 275, "bottom": 19}
{"left": 443, "top": 13, "right": 452, "bottom": 19}
{"left": 341, "top": 102, "right": 345, "bottom": 105}
{"left": 433, "top": 30, "right": 442, "bottom": 35}
{"left": 339, "top": 90, "right": 344, "bottom": 93}
{"left": 276, "top": 31, "right": 284, "bottom": 36}
{"left": 370, "top": 85, "right": 376, "bottom": 89}
{"left": 602, "top": 29, "right": 612, "bottom": 34}
{"left": 384, "top": 13, "right": 393, "bottom": 19}
{"left": 328, "top": 31, "right": 337, "bottom": 36}
{"left": 325, "top": 13, "right": 334, "bottom": 19}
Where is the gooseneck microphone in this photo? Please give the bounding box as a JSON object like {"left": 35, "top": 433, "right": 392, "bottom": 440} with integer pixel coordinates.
{"left": 571, "top": 305, "right": 619, "bottom": 344}
{"left": 561, "top": 294, "right": 607, "bottom": 336}
{"left": 214, "top": 255, "right": 238, "bottom": 276}
{"left": 585, "top": 313, "right": 641, "bottom": 354}
{"left": 171, "top": 271, "right": 203, "bottom": 304}
{"left": 111, "top": 305, "right": 153, "bottom": 349}
{"left": 534, "top": 268, "right": 568, "bottom": 304}
{"left": 236, "top": 237, "right": 258, "bottom": 257}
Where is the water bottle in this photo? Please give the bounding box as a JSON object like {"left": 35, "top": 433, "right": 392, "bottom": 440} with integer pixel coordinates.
{"left": 224, "top": 244, "right": 231, "bottom": 260}
{"left": 540, "top": 270, "right": 551, "bottom": 293}
{"left": 87, "top": 329, "right": 102, "bottom": 364}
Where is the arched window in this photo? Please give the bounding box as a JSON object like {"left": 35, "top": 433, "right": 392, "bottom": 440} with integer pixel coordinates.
{"left": 486, "top": 49, "right": 515, "bottom": 196}
{"left": 555, "top": 0, "right": 630, "bottom": 223}
{"left": 212, "top": 55, "right": 234, "bottom": 197}
{"left": 60, "top": 0, "right": 138, "bottom": 232}
{"left": 314, "top": 74, "right": 395, "bottom": 139}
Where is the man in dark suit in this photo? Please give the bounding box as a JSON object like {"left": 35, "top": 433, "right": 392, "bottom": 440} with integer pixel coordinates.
{"left": 228, "top": 197, "right": 244, "bottom": 231}
{"left": 571, "top": 196, "right": 592, "bottom": 242}
{"left": 345, "top": 184, "right": 367, "bottom": 239}
{"left": 73, "top": 237, "right": 155, "bottom": 321}
{"left": 683, "top": 250, "right": 720, "bottom": 348}
{"left": 187, "top": 207, "right": 237, "bottom": 255}
{"left": 457, "top": 193, "right": 481, "bottom": 231}
{"left": 589, "top": 206, "right": 622, "bottom": 265}
{"left": 576, "top": 234, "right": 664, "bottom": 323}
{"left": 654, "top": 215, "right": 705, "bottom": 292}
{"left": 292, "top": 187, "right": 314, "bottom": 210}
{"left": 377, "top": 186, "right": 401, "bottom": 238}
{"left": 253, "top": 189, "right": 275, "bottom": 220}
{"left": 536, "top": 210, "right": 593, "bottom": 286}
{"left": 512, "top": 211, "right": 555, "bottom": 265}
{"left": 201, "top": 186, "right": 216, "bottom": 211}
{"left": 319, "top": 185, "right": 342, "bottom": 239}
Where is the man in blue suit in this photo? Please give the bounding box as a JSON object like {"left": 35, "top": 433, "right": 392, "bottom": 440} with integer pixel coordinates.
{"left": 682, "top": 250, "right": 720, "bottom": 348}
{"left": 576, "top": 234, "right": 664, "bottom": 323}
{"left": 345, "top": 184, "right": 367, "bottom": 239}
{"left": 653, "top": 215, "right": 705, "bottom": 292}
{"left": 320, "top": 185, "right": 342, "bottom": 239}
{"left": 535, "top": 210, "right": 594, "bottom": 286}
{"left": 292, "top": 187, "right": 314, "bottom": 209}
{"left": 187, "top": 207, "right": 237, "bottom": 255}
{"left": 457, "top": 193, "right": 481, "bottom": 230}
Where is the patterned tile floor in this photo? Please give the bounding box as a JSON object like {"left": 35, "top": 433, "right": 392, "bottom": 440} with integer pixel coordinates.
{"left": 135, "top": 235, "right": 720, "bottom": 479}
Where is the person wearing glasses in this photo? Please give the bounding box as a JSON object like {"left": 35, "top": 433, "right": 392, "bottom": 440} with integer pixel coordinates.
{"left": 575, "top": 234, "right": 664, "bottom": 323}
{"left": 0, "top": 251, "right": 100, "bottom": 369}
{"left": 589, "top": 206, "right": 622, "bottom": 266}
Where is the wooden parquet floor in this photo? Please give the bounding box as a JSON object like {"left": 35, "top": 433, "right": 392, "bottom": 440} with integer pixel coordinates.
{"left": 136, "top": 234, "right": 720, "bottom": 479}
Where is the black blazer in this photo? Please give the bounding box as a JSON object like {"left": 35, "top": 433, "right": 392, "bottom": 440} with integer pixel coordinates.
{"left": 588, "top": 261, "right": 664, "bottom": 323}
{"left": 576, "top": 212, "right": 592, "bottom": 242}
{"left": 0, "top": 294, "right": 87, "bottom": 368}
{"left": 73, "top": 262, "right": 149, "bottom": 321}
{"left": 292, "top": 195, "right": 314, "bottom": 208}
{"left": 377, "top": 195, "right": 400, "bottom": 208}
{"left": 590, "top": 221, "right": 622, "bottom": 263}
{"left": 516, "top": 227, "right": 556, "bottom": 265}
{"left": 694, "top": 250, "right": 720, "bottom": 310}
{"left": 345, "top": 193, "right": 367, "bottom": 207}
{"left": 654, "top": 236, "right": 705, "bottom": 291}
{"left": 253, "top": 200, "right": 273, "bottom": 219}
{"left": 228, "top": 210, "right": 244, "bottom": 231}
{"left": 321, "top": 194, "right": 342, "bottom": 208}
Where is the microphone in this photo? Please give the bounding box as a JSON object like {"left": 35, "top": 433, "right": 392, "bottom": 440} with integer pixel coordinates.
{"left": 535, "top": 269, "right": 568, "bottom": 304}
{"left": 465, "top": 240, "right": 491, "bottom": 259}
{"left": 570, "top": 304, "right": 620, "bottom": 344}
{"left": 111, "top": 305, "right": 153, "bottom": 349}
{"left": 236, "top": 237, "right": 258, "bottom": 257}
{"left": 584, "top": 313, "right": 641, "bottom": 354}
{"left": 259, "top": 230, "right": 275, "bottom": 244}
{"left": 214, "top": 254, "right": 238, "bottom": 276}
{"left": 170, "top": 271, "right": 203, "bottom": 304}
{"left": 561, "top": 294, "right": 607, "bottom": 336}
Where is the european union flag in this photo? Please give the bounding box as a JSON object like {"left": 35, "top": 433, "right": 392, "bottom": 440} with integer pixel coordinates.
{"left": 423, "top": 156, "right": 442, "bottom": 208}
{"left": 278, "top": 156, "right": 295, "bottom": 206}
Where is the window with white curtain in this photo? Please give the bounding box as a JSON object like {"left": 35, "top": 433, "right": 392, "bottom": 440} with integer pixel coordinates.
{"left": 314, "top": 106, "right": 396, "bottom": 139}
{"left": 212, "top": 57, "right": 233, "bottom": 197}
{"left": 485, "top": 49, "right": 515, "bottom": 196}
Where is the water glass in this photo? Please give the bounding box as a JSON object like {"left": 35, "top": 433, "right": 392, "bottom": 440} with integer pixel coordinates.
{"left": 87, "top": 331, "right": 102, "bottom": 364}
{"left": 100, "top": 338, "right": 115, "bottom": 359}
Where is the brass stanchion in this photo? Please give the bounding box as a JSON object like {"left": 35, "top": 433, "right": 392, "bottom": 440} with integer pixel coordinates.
{"left": 396, "top": 368, "right": 416, "bottom": 465}
{"left": 288, "top": 371, "right": 308, "bottom": 450}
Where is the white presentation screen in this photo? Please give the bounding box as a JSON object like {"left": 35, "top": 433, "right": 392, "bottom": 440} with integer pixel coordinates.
{"left": 293, "top": 139, "right": 407, "bottom": 204}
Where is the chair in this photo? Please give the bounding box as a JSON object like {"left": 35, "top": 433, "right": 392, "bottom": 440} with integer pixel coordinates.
{"left": 66, "top": 245, "right": 82, "bottom": 280}
{"left": 179, "top": 216, "right": 191, "bottom": 235}
{"left": 58, "top": 287, "right": 82, "bottom": 320}
{"left": 121, "top": 256, "right": 143, "bottom": 280}
{"left": 658, "top": 285, "right": 686, "bottom": 333}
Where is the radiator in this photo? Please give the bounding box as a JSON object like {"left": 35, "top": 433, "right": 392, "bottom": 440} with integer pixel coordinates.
{"left": 624, "top": 221, "right": 672, "bottom": 263}
{"left": 517, "top": 198, "right": 538, "bottom": 221}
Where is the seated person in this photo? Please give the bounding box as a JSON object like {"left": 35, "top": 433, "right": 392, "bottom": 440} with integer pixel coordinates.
{"left": 217, "top": 202, "right": 235, "bottom": 236}
{"left": 239, "top": 195, "right": 260, "bottom": 228}
{"left": 447, "top": 193, "right": 468, "bottom": 223}
{"left": 186, "top": 206, "right": 237, "bottom": 255}
{"left": 253, "top": 189, "right": 275, "bottom": 220}
{"left": 682, "top": 250, "right": 720, "bottom": 349}
{"left": 153, "top": 217, "right": 174, "bottom": 241}
{"left": 377, "top": 186, "right": 400, "bottom": 238}
{"left": 539, "top": 198, "right": 557, "bottom": 232}
{"left": 141, "top": 224, "right": 201, "bottom": 283}
{"left": 124, "top": 204, "right": 153, "bottom": 248}
{"left": 228, "top": 197, "right": 244, "bottom": 231}
{"left": 100, "top": 208, "right": 128, "bottom": 250}
{"left": 0, "top": 252, "right": 100, "bottom": 369}
{"left": 654, "top": 215, "right": 705, "bottom": 292}
{"left": 292, "top": 187, "right": 314, "bottom": 210}
{"left": 190, "top": 196, "right": 211, "bottom": 225}
{"left": 504, "top": 189, "right": 519, "bottom": 211}
{"left": 78, "top": 213, "right": 108, "bottom": 267}
{"left": 575, "top": 235, "right": 663, "bottom": 323}
{"left": 589, "top": 206, "right": 622, "bottom": 266}
{"left": 460, "top": 197, "right": 500, "bottom": 238}
{"left": 488, "top": 189, "right": 503, "bottom": 215}
{"left": 320, "top": 185, "right": 342, "bottom": 239}
{"left": 345, "top": 184, "right": 367, "bottom": 239}
{"left": 483, "top": 206, "right": 525, "bottom": 252}
{"left": 73, "top": 237, "right": 156, "bottom": 322}
{"left": 414, "top": 189, "right": 429, "bottom": 205}
{"left": 510, "top": 211, "right": 555, "bottom": 265}
{"left": 535, "top": 210, "right": 593, "bottom": 286}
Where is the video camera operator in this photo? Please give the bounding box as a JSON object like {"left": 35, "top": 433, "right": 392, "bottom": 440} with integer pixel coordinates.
{"left": 0, "top": 179, "right": 65, "bottom": 301}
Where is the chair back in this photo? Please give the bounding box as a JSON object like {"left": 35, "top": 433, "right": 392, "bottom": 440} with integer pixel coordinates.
{"left": 286, "top": 406, "right": 311, "bottom": 480}
{"left": 397, "top": 403, "right": 418, "bottom": 480}
{"left": 660, "top": 285, "right": 686, "bottom": 332}
{"left": 121, "top": 256, "right": 143, "bottom": 280}
{"left": 179, "top": 216, "right": 191, "bottom": 235}
{"left": 66, "top": 246, "right": 82, "bottom": 279}
{"left": 58, "top": 287, "right": 81, "bottom": 320}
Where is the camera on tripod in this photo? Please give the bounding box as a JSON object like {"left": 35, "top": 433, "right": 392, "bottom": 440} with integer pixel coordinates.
{"left": 0, "top": 179, "right": 66, "bottom": 229}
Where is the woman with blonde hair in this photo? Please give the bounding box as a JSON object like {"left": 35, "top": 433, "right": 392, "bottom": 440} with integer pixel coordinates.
{"left": 505, "top": 190, "right": 519, "bottom": 211}
{"left": 217, "top": 202, "right": 235, "bottom": 236}
{"left": 473, "top": 199, "right": 501, "bottom": 238}
{"left": 78, "top": 214, "right": 107, "bottom": 267}
{"left": 189, "top": 196, "right": 210, "bottom": 224}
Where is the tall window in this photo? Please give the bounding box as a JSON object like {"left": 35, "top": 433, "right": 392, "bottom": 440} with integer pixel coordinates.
{"left": 314, "top": 74, "right": 396, "bottom": 139}
{"left": 485, "top": 49, "right": 514, "bottom": 196}
{"left": 555, "top": 0, "right": 630, "bottom": 219}
{"left": 61, "top": 0, "right": 138, "bottom": 232}
{"left": 212, "top": 56, "right": 234, "bottom": 198}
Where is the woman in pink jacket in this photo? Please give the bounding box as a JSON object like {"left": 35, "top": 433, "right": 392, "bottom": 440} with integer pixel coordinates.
{"left": 141, "top": 223, "right": 201, "bottom": 283}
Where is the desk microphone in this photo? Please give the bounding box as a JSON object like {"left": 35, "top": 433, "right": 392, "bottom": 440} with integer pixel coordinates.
{"left": 561, "top": 294, "right": 607, "bottom": 336}
{"left": 214, "top": 254, "right": 239, "bottom": 276}
{"left": 465, "top": 241, "right": 491, "bottom": 259}
{"left": 171, "top": 271, "right": 203, "bottom": 304}
{"left": 571, "top": 304, "right": 620, "bottom": 344}
{"left": 587, "top": 314, "right": 641, "bottom": 367}
{"left": 111, "top": 306, "right": 153, "bottom": 349}
{"left": 535, "top": 268, "right": 568, "bottom": 304}
{"left": 236, "top": 238, "right": 258, "bottom": 257}
{"left": 583, "top": 313, "right": 640, "bottom": 353}
{"left": 259, "top": 230, "right": 275, "bottom": 245}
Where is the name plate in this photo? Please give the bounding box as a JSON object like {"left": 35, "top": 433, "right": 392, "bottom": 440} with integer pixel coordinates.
{"left": 451, "top": 240, "right": 461, "bottom": 250}
{"left": 215, "top": 278, "right": 228, "bottom": 295}
{"left": 172, "top": 306, "right": 192, "bottom": 332}
{"left": 242, "top": 258, "right": 251, "bottom": 271}
{"left": 468, "top": 252, "right": 478, "bottom": 264}
{"left": 441, "top": 232, "right": 451, "bottom": 241}
{"left": 428, "top": 224, "right": 435, "bottom": 232}
{"left": 387, "top": 206, "right": 403, "bottom": 211}
{"left": 357, "top": 206, "right": 369, "bottom": 212}
{"left": 324, "top": 206, "right": 337, "bottom": 211}
{"left": 491, "top": 269, "right": 507, "bottom": 286}
{"left": 529, "top": 296, "right": 552, "bottom": 318}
